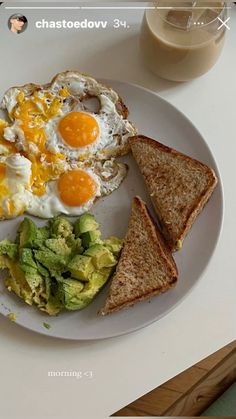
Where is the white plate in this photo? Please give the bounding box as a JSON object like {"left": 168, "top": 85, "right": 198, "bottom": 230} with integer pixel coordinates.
{"left": 0, "top": 80, "right": 223, "bottom": 340}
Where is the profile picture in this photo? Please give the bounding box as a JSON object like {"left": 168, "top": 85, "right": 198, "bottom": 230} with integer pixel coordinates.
{"left": 8, "top": 14, "right": 28, "bottom": 34}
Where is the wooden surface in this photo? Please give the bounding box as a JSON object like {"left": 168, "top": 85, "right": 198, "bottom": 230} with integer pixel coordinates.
{"left": 113, "top": 340, "right": 236, "bottom": 417}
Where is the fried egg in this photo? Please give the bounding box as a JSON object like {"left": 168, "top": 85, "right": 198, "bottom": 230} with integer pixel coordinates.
{"left": 0, "top": 154, "right": 127, "bottom": 219}
{"left": 25, "top": 160, "right": 127, "bottom": 219}
{"left": 1, "top": 71, "right": 137, "bottom": 162}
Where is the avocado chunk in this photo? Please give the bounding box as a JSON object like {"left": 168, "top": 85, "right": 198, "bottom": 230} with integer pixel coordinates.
{"left": 65, "top": 267, "right": 112, "bottom": 311}
{"left": 17, "top": 219, "right": 50, "bottom": 250}
{"left": 42, "top": 301, "right": 62, "bottom": 316}
{"left": 33, "top": 226, "right": 50, "bottom": 249}
{"left": 18, "top": 249, "right": 45, "bottom": 296}
{"left": 81, "top": 230, "right": 101, "bottom": 249}
{"left": 17, "top": 218, "right": 38, "bottom": 248}
{"left": 5, "top": 272, "right": 33, "bottom": 306}
{"left": 50, "top": 216, "right": 73, "bottom": 238}
{"left": 34, "top": 248, "right": 68, "bottom": 275}
{"left": 25, "top": 270, "right": 45, "bottom": 295}
{"left": 74, "top": 213, "right": 99, "bottom": 237}
{"left": 68, "top": 255, "right": 94, "bottom": 281}
{"left": 36, "top": 261, "right": 50, "bottom": 278}
{"left": 1, "top": 255, "right": 33, "bottom": 306}
{"left": 103, "top": 236, "right": 124, "bottom": 256}
{"left": 1, "top": 252, "right": 48, "bottom": 307}
{"left": 84, "top": 244, "right": 117, "bottom": 269}
{"left": 0, "top": 240, "right": 18, "bottom": 260}
{"left": 36, "top": 276, "right": 64, "bottom": 316}
{"left": 19, "top": 248, "right": 38, "bottom": 271}
{"left": 46, "top": 277, "right": 65, "bottom": 315}
{"left": 66, "top": 235, "right": 83, "bottom": 255}
{"left": 38, "top": 226, "right": 50, "bottom": 240}
{"left": 45, "top": 237, "right": 72, "bottom": 257}
{"left": 57, "top": 277, "right": 84, "bottom": 310}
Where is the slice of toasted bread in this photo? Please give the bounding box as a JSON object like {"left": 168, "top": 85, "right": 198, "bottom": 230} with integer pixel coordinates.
{"left": 129, "top": 136, "right": 218, "bottom": 251}
{"left": 99, "top": 196, "right": 178, "bottom": 315}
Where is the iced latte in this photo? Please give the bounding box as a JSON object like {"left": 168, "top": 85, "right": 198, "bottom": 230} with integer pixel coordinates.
{"left": 140, "top": 1, "right": 227, "bottom": 81}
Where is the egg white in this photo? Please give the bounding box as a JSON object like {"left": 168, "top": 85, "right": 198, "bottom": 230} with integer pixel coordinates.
{"left": 0, "top": 154, "right": 32, "bottom": 218}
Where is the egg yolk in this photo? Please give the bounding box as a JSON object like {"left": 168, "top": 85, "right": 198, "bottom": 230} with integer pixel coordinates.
{"left": 58, "top": 112, "right": 99, "bottom": 148}
{"left": 57, "top": 169, "right": 97, "bottom": 207}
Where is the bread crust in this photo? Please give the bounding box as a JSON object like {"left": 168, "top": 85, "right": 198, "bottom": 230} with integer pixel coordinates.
{"left": 129, "top": 136, "right": 218, "bottom": 251}
{"left": 100, "top": 280, "right": 177, "bottom": 315}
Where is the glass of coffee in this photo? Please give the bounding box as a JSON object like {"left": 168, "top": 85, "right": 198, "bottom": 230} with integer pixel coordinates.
{"left": 140, "top": 1, "right": 228, "bottom": 81}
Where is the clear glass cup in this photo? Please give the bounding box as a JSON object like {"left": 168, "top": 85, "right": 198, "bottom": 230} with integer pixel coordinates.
{"left": 140, "top": 1, "right": 228, "bottom": 81}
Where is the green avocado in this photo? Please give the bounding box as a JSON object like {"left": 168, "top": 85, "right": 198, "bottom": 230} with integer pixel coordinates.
{"left": 33, "top": 226, "right": 50, "bottom": 249}
{"left": 44, "top": 237, "right": 72, "bottom": 257}
{"left": 16, "top": 219, "right": 50, "bottom": 249}
{"left": 1, "top": 254, "right": 59, "bottom": 313}
{"left": 5, "top": 273, "right": 33, "bottom": 306}
{"left": 84, "top": 244, "right": 117, "bottom": 269}
{"left": 36, "top": 261, "right": 50, "bottom": 278}
{"left": 64, "top": 267, "right": 112, "bottom": 311}
{"left": 81, "top": 230, "right": 101, "bottom": 249}
{"left": 33, "top": 248, "right": 68, "bottom": 275}
{"left": 74, "top": 213, "right": 99, "bottom": 237}
{"left": 18, "top": 248, "right": 45, "bottom": 295}
{"left": 19, "top": 248, "right": 38, "bottom": 271}
{"left": 66, "top": 235, "right": 83, "bottom": 255}
{"left": 25, "top": 270, "right": 45, "bottom": 296}
{"left": 103, "top": 236, "right": 124, "bottom": 256}
{"left": 68, "top": 255, "right": 94, "bottom": 281}
{"left": 50, "top": 216, "right": 73, "bottom": 238}
{"left": 0, "top": 240, "right": 18, "bottom": 260}
{"left": 57, "top": 277, "right": 84, "bottom": 310}
{"left": 1, "top": 256, "right": 34, "bottom": 306}
{"left": 17, "top": 218, "right": 38, "bottom": 248}
{"left": 39, "top": 277, "right": 65, "bottom": 316}
{"left": 42, "top": 301, "right": 63, "bottom": 316}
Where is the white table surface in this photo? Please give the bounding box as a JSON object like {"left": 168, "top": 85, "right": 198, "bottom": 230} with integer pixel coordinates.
{"left": 0, "top": 2, "right": 235, "bottom": 418}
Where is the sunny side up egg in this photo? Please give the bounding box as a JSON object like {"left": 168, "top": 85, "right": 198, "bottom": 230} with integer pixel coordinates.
{"left": 1, "top": 71, "right": 137, "bottom": 162}
{"left": 0, "top": 153, "right": 127, "bottom": 219}
{"left": 27, "top": 160, "right": 128, "bottom": 218}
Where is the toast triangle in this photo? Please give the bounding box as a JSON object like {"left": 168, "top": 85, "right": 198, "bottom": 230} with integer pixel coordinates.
{"left": 99, "top": 196, "right": 178, "bottom": 315}
{"left": 130, "top": 136, "right": 218, "bottom": 251}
